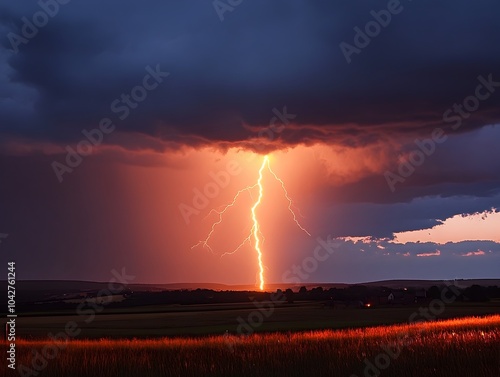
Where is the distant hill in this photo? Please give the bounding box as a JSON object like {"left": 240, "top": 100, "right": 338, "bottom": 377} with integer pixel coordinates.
{"left": 2, "top": 278, "right": 499, "bottom": 303}
{"left": 356, "top": 279, "right": 500, "bottom": 289}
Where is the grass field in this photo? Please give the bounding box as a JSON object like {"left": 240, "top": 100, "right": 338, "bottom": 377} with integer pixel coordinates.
{"left": 12, "top": 301, "right": 500, "bottom": 338}
{"left": 3, "top": 315, "right": 499, "bottom": 377}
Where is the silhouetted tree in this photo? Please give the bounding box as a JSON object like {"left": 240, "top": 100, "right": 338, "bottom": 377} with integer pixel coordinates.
{"left": 465, "top": 285, "right": 489, "bottom": 302}
{"left": 427, "top": 286, "right": 441, "bottom": 299}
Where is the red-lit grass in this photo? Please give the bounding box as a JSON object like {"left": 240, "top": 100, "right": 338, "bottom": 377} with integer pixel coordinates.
{"left": 2, "top": 315, "right": 499, "bottom": 376}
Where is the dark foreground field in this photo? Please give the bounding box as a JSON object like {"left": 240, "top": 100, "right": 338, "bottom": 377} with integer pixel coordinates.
{"left": 3, "top": 315, "right": 499, "bottom": 377}
{"left": 12, "top": 300, "right": 500, "bottom": 338}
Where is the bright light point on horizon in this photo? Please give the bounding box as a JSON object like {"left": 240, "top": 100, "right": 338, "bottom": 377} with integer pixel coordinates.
{"left": 192, "top": 153, "right": 310, "bottom": 291}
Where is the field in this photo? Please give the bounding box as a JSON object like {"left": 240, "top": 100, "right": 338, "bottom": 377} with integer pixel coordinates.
{"left": 3, "top": 315, "right": 500, "bottom": 377}
{"left": 13, "top": 300, "right": 500, "bottom": 338}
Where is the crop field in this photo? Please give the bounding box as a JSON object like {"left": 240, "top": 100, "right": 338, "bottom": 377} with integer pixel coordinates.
{"left": 3, "top": 315, "right": 499, "bottom": 377}
{"left": 12, "top": 300, "right": 500, "bottom": 338}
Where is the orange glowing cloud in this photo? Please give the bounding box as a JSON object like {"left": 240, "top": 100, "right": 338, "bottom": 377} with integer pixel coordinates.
{"left": 393, "top": 209, "right": 500, "bottom": 244}
{"left": 416, "top": 250, "right": 441, "bottom": 257}
{"left": 462, "top": 250, "right": 486, "bottom": 257}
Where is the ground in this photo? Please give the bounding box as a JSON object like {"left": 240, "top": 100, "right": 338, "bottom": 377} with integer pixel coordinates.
{"left": 14, "top": 300, "right": 500, "bottom": 338}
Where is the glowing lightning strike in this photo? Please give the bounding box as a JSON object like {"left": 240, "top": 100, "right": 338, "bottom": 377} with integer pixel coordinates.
{"left": 267, "top": 162, "right": 311, "bottom": 237}
{"left": 191, "top": 184, "right": 257, "bottom": 253}
{"left": 192, "top": 155, "right": 310, "bottom": 291}
{"left": 252, "top": 155, "right": 267, "bottom": 291}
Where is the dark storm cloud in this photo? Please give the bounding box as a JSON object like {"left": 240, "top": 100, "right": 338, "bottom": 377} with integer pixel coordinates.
{"left": 317, "top": 194, "right": 500, "bottom": 239}
{"left": 313, "top": 125, "right": 500, "bottom": 238}
{"left": 306, "top": 124, "right": 500, "bottom": 224}
{"left": 1, "top": 0, "right": 500, "bottom": 148}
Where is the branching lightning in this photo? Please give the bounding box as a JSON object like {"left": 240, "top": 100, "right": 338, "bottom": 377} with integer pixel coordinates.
{"left": 192, "top": 155, "right": 310, "bottom": 290}
{"left": 267, "top": 162, "right": 311, "bottom": 237}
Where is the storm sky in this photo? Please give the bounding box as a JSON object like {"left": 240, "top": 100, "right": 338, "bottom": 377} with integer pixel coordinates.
{"left": 1, "top": 0, "right": 499, "bottom": 286}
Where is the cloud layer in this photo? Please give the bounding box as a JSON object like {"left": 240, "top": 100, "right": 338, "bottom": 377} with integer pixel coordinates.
{"left": 2, "top": 0, "right": 500, "bottom": 150}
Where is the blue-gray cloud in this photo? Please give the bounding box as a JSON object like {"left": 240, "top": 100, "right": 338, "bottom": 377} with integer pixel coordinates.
{"left": 1, "top": 0, "right": 500, "bottom": 147}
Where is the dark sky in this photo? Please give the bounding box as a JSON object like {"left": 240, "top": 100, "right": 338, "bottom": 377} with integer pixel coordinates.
{"left": 0, "top": 1, "right": 499, "bottom": 285}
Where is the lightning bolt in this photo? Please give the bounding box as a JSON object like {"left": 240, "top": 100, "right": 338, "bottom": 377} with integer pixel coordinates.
{"left": 192, "top": 155, "right": 310, "bottom": 290}
{"left": 267, "top": 161, "right": 311, "bottom": 237}
{"left": 252, "top": 155, "right": 267, "bottom": 291}
{"left": 191, "top": 185, "right": 257, "bottom": 253}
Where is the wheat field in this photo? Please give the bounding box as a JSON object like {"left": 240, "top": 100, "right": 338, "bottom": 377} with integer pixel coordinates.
{"left": 3, "top": 315, "right": 499, "bottom": 377}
